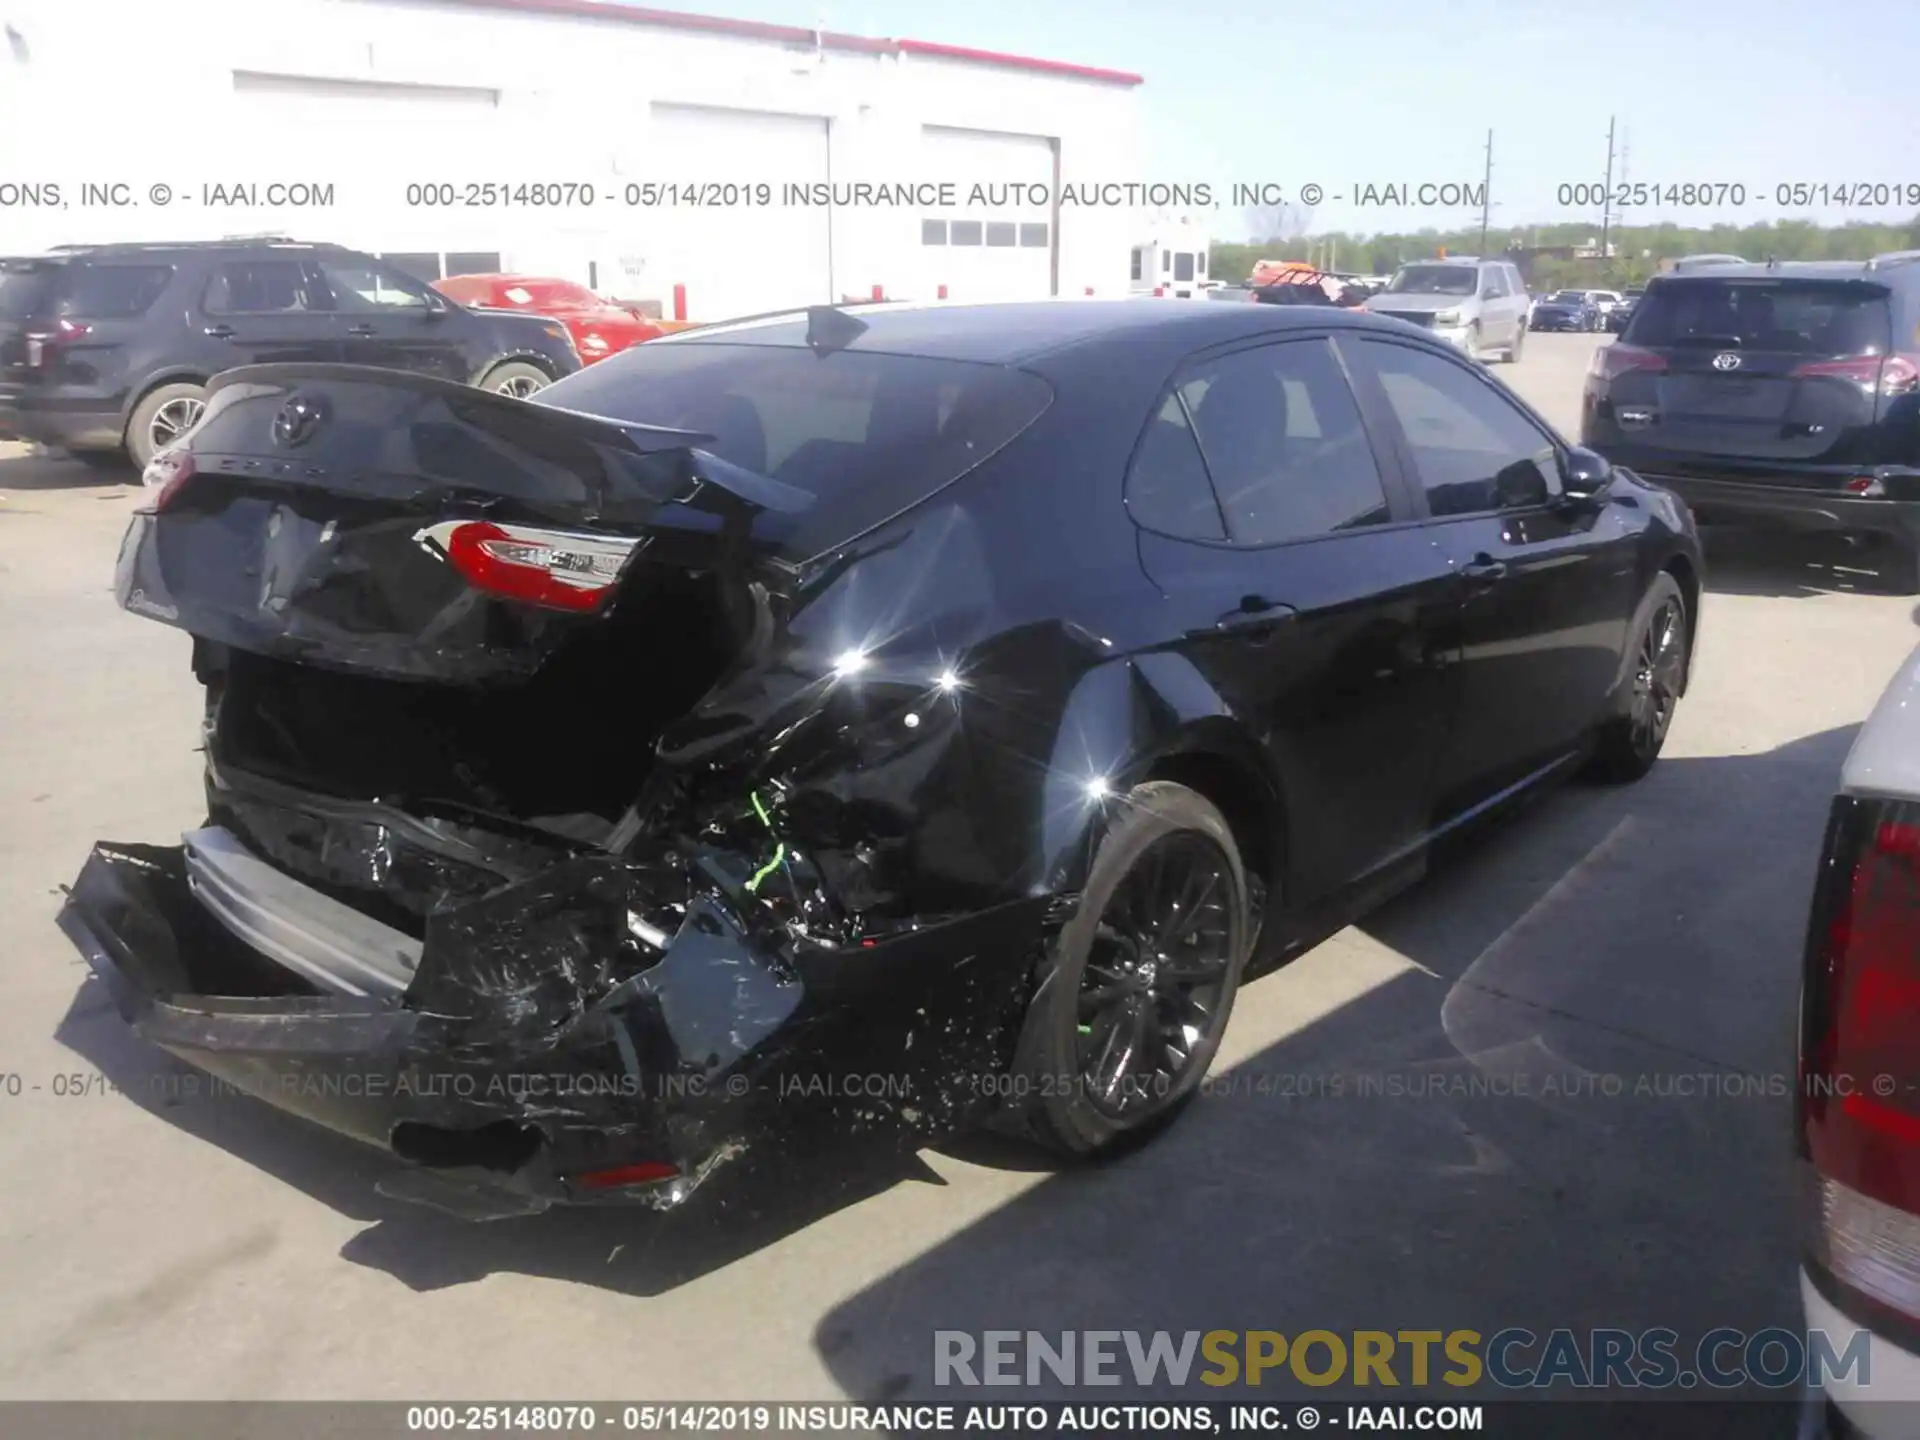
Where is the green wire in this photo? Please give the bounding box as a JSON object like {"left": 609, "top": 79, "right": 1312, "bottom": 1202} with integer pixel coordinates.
{"left": 745, "top": 790, "right": 786, "bottom": 894}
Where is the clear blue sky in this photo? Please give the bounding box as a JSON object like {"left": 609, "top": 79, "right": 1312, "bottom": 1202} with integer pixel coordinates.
{"left": 669, "top": 0, "right": 1920, "bottom": 239}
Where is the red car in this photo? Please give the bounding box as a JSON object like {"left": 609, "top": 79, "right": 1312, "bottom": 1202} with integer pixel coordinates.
{"left": 431, "top": 274, "right": 664, "bottom": 363}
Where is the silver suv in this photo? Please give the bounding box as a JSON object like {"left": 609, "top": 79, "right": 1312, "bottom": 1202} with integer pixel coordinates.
{"left": 1363, "top": 257, "right": 1531, "bottom": 363}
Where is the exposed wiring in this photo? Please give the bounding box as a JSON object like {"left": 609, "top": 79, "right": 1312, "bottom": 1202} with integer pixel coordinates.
{"left": 745, "top": 789, "right": 787, "bottom": 894}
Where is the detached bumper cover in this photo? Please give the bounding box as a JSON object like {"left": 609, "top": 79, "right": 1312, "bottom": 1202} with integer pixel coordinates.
{"left": 62, "top": 839, "right": 1048, "bottom": 1218}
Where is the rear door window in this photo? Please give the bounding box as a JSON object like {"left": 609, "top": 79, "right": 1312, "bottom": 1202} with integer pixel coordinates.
{"left": 1125, "top": 391, "right": 1226, "bottom": 540}
{"left": 533, "top": 341, "right": 1054, "bottom": 559}
{"left": 1628, "top": 279, "right": 1893, "bottom": 356}
{"left": 56, "top": 264, "right": 174, "bottom": 319}
{"left": 1178, "top": 338, "right": 1393, "bottom": 545}
{"left": 203, "top": 261, "right": 316, "bottom": 315}
{"left": 0, "top": 262, "right": 57, "bottom": 320}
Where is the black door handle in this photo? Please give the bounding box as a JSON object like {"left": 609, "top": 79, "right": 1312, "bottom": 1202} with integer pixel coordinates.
{"left": 1461, "top": 555, "right": 1509, "bottom": 583}
{"left": 203, "top": 324, "right": 234, "bottom": 339}
{"left": 346, "top": 323, "right": 377, "bottom": 336}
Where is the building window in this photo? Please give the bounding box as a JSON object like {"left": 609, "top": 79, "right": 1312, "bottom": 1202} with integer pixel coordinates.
{"left": 986, "top": 223, "right": 1016, "bottom": 248}
{"left": 950, "top": 221, "right": 983, "bottom": 246}
{"left": 921, "top": 219, "right": 948, "bottom": 246}
{"left": 1131, "top": 247, "right": 1144, "bottom": 281}
{"left": 1162, "top": 251, "right": 1170, "bottom": 274}
{"left": 445, "top": 251, "right": 501, "bottom": 278}
{"left": 1019, "top": 223, "right": 1049, "bottom": 248}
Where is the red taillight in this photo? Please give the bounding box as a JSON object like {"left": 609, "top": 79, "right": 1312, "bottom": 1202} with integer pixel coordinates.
{"left": 1803, "top": 798, "right": 1920, "bottom": 1320}
{"left": 1589, "top": 344, "right": 1667, "bottom": 381}
{"left": 1792, "top": 353, "right": 1920, "bottom": 398}
{"left": 135, "top": 448, "right": 195, "bottom": 514}
{"left": 415, "top": 519, "right": 642, "bottom": 613}
{"left": 575, "top": 1160, "right": 680, "bottom": 1190}
{"left": 24, "top": 317, "right": 91, "bottom": 368}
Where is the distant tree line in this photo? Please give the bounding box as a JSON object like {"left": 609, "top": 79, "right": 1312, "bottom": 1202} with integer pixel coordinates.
{"left": 1216, "top": 215, "right": 1920, "bottom": 290}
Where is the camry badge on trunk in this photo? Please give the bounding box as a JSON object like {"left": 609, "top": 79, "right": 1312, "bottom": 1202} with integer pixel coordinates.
{"left": 1711, "top": 353, "right": 1742, "bottom": 371}
{"left": 272, "top": 393, "right": 328, "bottom": 447}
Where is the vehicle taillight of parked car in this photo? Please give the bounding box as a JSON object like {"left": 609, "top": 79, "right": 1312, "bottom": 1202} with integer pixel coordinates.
{"left": 1791, "top": 354, "right": 1920, "bottom": 399}
{"left": 1588, "top": 344, "right": 1668, "bottom": 381}
{"left": 1801, "top": 796, "right": 1920, "bottom": 1332}
{"left": 23, "top": 317, "right": 90, "bottom": 368}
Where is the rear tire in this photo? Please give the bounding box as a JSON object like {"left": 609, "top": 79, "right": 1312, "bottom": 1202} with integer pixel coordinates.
{"left": 125, "top": 382, "right": 208, "bottom": 471}
{"left": 1019, "top": 781, "right": 1252, "bottom": 1159}
{"left": 1587, "top": 573, "right": 1689, "bottom": 785}
{"left": 480, "top": 361, "right": 553, "bottom": 399}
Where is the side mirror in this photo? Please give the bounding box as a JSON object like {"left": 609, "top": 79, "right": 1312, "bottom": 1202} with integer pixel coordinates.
{"left": 1559, "top": 446, "right": 1614, "bottom": 505}
{"left": 1494, "top": 459, "right": 1550, "bottom": 510}
{"left": 1481, "top": 287, "right": 1498, "bottom": 299}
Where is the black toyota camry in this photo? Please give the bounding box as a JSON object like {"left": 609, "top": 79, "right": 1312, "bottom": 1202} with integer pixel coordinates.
{"left": 64, "top": 299, "right": 1702, "bottom": 1218}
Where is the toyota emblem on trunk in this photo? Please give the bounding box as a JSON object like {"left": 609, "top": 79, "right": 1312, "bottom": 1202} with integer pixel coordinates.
{"left": 272, "top": 393, "right": 328, "bottom": 447}
{"left": 1711, "top": 352, "right": 1742, "bottom": 371}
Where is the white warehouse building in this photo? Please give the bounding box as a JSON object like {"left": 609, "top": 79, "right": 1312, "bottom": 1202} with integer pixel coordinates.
{"left": 0, "top": 0, "right": 1147, "bottom": 320}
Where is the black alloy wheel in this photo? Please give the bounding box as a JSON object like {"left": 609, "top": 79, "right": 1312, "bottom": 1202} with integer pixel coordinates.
{"left": 1589, "top": 572, "right": 1690, "bottom": 783}
{"left": 1017, "top": 780, "right": 1252, "bottom": 1157}
{"left": 1074, "top": 830, "right": 1237, "bottom": 1121}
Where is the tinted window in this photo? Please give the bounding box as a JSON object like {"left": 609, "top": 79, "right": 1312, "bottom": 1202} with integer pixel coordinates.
{"left": 1363, "top": 341, "right": 1558, "bottom": 517}
{"left": 321, "top": 259, "right": 432, "bottom": 310}
{"left": 922, "top": 219, "right": 947, "bottom": 245}
{"left": 56, "top": 264, "right": 173, "bottom": 319}
{"left": 0, "top": 262, "right": 58, "bottom": 319}
{"left": 1627, "top": 278, "right": 1893, "bottom": 355}
{"left": 202, "top": 261, "right": 313, "bottom": 314}
{"left": 532, "top": 342, "right": 1054, "bottom": 559}
{"left": 1174, "top": 253, "right": 1196, "bottom": 282}
{"left": 1126, "top": 391, "right": 1225, "bottom": 540}
{"left": 1179, "top": 339, "right": 1391, "bottom": 546}
{"left": 951, "top": 221, "right": 983, "bottom": 246}
{"left": 1481, "top": 268, "right": 1507, "bottom": 298}
{"left": 445, "top": 252, "right": 500, "bottom": 278}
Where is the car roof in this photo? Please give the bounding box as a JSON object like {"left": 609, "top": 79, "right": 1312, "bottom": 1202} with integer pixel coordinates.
{"left": 662, "top": 298, "right": 1407, "bottom": 365}
{"left": 1650, "top": 260, "right": 1902, "bottom": 284}
{"left": 33, "top": 239, "right": 350, "bottom": 261}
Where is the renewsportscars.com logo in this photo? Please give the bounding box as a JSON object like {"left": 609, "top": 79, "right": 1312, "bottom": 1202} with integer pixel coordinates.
{"left": 933, "top": 1327, "right": 1871, "bottom": 1391}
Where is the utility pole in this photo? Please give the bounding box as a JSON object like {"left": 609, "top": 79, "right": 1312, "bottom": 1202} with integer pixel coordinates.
{"left": 1601, "top": 115, "right": 1617, "bottom": 264}
{"left": 1478, "top": 129, "right": 1493, "bottom": 257}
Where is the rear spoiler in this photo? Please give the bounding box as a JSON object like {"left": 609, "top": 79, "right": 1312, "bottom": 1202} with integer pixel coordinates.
{"left": 202, "top": 363, "right": 816, "bottom": 516}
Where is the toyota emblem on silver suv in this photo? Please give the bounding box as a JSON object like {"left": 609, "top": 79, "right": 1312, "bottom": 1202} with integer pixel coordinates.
{"left": 1711, "top": 352, "right": 1742, "bottom": 371}
{"left": 272, "top": 393, "right": 328, "bottom": 447}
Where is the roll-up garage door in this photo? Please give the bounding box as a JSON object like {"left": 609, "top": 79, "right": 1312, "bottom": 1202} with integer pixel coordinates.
{"left": 918, "top": 126, "right": 1055, "bottom": 303}
{"left": 227, "top": 72, "right": 511, "bottom": 256}
{"left": 646, "top": 105, "right": 833, "bottom": 322}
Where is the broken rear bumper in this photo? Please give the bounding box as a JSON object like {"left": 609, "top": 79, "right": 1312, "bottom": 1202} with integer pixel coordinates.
{"left": 61, "top": 840, "right": 1049, "bottom": 1219}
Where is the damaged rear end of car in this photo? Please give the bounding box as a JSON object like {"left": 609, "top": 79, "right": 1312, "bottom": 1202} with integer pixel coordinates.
{"left": 64, "top": 354, "right": 1062, "bottom": 1218}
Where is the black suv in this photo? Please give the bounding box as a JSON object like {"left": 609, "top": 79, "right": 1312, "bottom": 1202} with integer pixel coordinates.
{"left": 0, "top": 239, "right": 581, "bottom": 469}
{"left": 1582, "top": 254, "right": 1920, "bottom": 583}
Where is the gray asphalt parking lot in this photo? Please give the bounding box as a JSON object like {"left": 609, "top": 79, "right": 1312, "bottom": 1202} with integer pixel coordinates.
{"left": 0, "top": 331, "right": 1913, "bottom": 1409}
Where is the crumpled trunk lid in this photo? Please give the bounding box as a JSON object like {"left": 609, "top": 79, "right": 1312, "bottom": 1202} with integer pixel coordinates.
{"left": 118, "top": 362, "right": 807, "bottom": 686}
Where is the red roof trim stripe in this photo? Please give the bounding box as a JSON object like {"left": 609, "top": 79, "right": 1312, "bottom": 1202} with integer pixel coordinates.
{"left": 430, "top": 0, "right": 1142, "bottom": 85}
{"left": 895, "top": 39, "right": 1142, "bottom": 87}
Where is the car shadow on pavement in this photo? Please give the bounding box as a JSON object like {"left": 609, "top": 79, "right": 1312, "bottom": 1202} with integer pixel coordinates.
{"left": 51, "top": 725, "right": 1850, "bottom": 1349}
{"left": 1701, "top": 523, "right": 1911, "bottom": 598}
{"left": 0, "top": 449, "right": 133, "bottom": 493}
{"left": 797, "top": 724, "right": 1853, "bottom": 1428}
